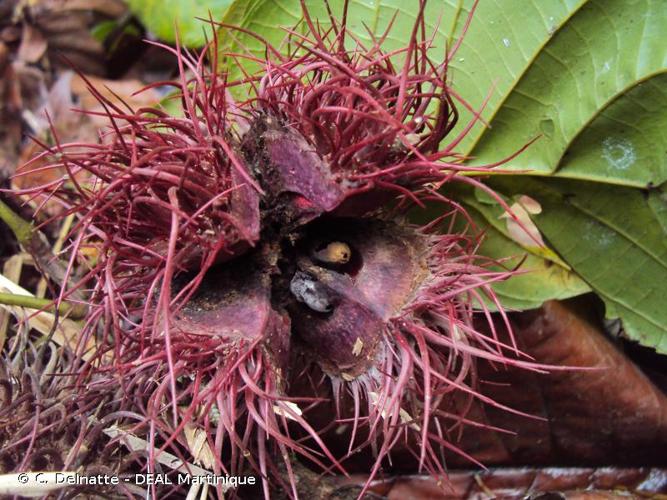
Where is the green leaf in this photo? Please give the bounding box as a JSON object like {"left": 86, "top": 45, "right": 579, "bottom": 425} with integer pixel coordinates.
{"left": 471, "top": 0, "right": 667, "bottom": 187}
{"left": 555, "top": 73, "right": 667, "bottom": 187}
{"left": 648, "top": 185, "right": 667, "bottom": 235}
{"left": 220, "top": 0, "right": 667, "bottom": 349}
{"left": 221, "top": 0, "right": 459, "bottom": 50}
{"left": 220, "top": 0, "right": 459, "bottom": 78}
{"left": 490, "top": 177, "right": 667, "bottom": 353}
{"left": 91, "top": 20, "right": 118, "bottom": 43}
{"left": 158, "top": 92, "right": 185, "bottom": 118}
{"left": 128, "top": 0, "right": 233, "bottom": 47}
{"left": 465, "top": 205, "right": 590, "bottom": 311}
{"left": 442, "top": 0, "right": 587, "bottom": 155}
{"left": 220, "top": 0, "right": 585, "bottom": 101}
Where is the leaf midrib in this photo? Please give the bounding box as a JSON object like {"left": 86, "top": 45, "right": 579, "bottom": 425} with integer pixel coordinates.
{"left": 461, "top": 0, "right": 589, "bottom": 157}
{"left": 551, "top": 69, "right": 667, "bottom": 178}
{"left": 564, "top": 197, "right": 667, "bottom": 274}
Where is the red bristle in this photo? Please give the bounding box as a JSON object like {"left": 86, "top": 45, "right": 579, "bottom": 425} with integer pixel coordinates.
{"left": 8, "top": 2, "right": 554, "bottom": 499}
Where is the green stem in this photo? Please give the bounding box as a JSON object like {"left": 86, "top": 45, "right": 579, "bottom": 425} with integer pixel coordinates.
{"left": 0, "top": 198, "right": 33, "bottom": 245}
{"left": 0, "top": 292, "right": 86, "bottom": 319}
{"left": 0, "top": 198, "right": 84, "bottom": 302}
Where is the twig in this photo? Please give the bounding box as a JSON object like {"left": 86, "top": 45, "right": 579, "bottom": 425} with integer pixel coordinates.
{"left": 0, "top": 254, "right": 24, "bottom": 351}
{"left": 0, "top": 198, "right": 32, "bottom": 244}
{"left": 0, "top": 292, "right": 86, "bottom": 319}
{"left": 37, "top": 213, "right": 75, "bottom": 298}
{"left": 102, "top": 425, "right": 227, "bottom": 490}
{"left": 0, "top": 198, "right": 84, "bottom": 303}
{"left": 0, "top": 272, "right": 94, "bottom": 359}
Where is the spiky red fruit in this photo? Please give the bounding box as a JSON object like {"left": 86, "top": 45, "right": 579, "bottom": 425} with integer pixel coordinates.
{"left": 13, "top": 1, "right": 544, "bottom": 498}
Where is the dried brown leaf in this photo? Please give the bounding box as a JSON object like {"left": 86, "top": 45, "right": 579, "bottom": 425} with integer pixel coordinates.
{"left": 16, "top": 23, "right": 47, "bottom": 63}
